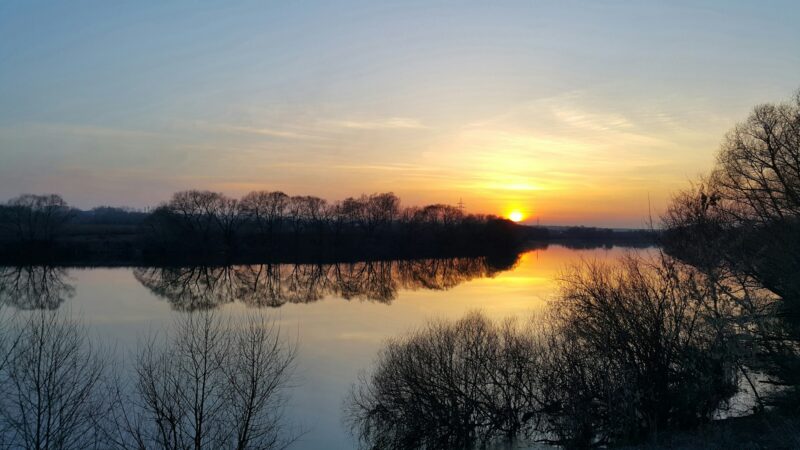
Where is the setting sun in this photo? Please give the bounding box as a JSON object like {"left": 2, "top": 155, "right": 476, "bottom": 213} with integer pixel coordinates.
{"left": 508, "top": 211, "right": 524, "bottom": 222}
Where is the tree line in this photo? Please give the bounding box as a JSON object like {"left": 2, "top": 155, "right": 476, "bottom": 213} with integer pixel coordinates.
{"left": 143, "top": 191, "right": 524, "bottom": 256}
{"left": 0, "top": 191, "right": 526, "bottom": 261}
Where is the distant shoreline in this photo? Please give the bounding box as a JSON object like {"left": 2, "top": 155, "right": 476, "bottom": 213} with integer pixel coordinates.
{"left": 0, "top": 192, "right": 657, "bottom": 266}
{"left": 0, "top": 234, "right": 657, "bottom": 268}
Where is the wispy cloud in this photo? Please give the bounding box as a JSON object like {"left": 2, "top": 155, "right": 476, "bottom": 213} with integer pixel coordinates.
{"left": 328, "top": 117, "right": 428, "bottom": 130}
{"left": 187, "top": 121, "right": 330, "bottom": 141}
{"left": 0, "top": 123, "right": 166, "bottom": 140}
{"left": 216, "top": 124, "right": 312, "bottom": 139}
{"left": 331, "top": 163, "right": 434, "bottom": 172}
{"left": 551, "top": 106, "right": 633, "bottom": 132}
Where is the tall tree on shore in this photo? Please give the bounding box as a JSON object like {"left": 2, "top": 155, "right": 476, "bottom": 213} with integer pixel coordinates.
{"left": 1, "top": 194, "right": 73, "bottom": 243}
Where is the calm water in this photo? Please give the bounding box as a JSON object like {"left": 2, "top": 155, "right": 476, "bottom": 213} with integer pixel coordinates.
{"left": 0, "top": 245, "right": 649, "bottom": 449}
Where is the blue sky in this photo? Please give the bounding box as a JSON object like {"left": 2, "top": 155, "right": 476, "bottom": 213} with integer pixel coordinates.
{"left": 1, "top": 0, "right": 798, "bottom": 226}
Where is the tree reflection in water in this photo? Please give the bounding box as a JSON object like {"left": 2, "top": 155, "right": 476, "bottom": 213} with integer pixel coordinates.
{"left": 0, "top": 265, "right": 74, "bottom": 310}
{"left": 134, "top": 256, "right": 516, "bottom": 311}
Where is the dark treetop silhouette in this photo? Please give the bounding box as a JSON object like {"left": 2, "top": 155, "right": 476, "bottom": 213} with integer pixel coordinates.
{"left": 0, "top": 190, "right": 655, "bottom": 266}
{"left": 0, "top": 191, "right": 533, "bottom": 265}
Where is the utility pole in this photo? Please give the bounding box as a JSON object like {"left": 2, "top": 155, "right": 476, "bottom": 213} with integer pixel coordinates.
{"left": 457, "top": 198, "right": 465, "bottom": 212}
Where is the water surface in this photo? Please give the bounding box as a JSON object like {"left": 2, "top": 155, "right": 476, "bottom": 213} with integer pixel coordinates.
{"left": 0, "top": 245, "right": 648, "bottom": 449}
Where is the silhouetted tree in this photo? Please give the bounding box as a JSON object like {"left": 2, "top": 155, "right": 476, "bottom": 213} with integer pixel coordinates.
{"left": 106, "top": 311, "right": 296, "bottom": 450}
{"left": 365, "top": 193, "right": 400, "bottom": 236}
{"left": 659, "top": 90, "right": 800, "bottom": 428}
{"left": 2, "top": 188, "right": 528, "bottom": 261}
{"left": 292, "top": 195, "right": 328, "bottom": 240}
{"left": 239, "top": 191, "right": 290, "bottom": 243}
{"left": 142, "top": 190, "right": 245, "bottom": 252}
{"left": 338, "top": 196, "right": 368, "bottom": 233}
{"left": 713, "top": 91, "right": 800, "bottom": 225}
{"left": 214, "top": 196, "right": 243, "bottom": 248}
{"left": 0, "top": 311, "right": 108, "bottom": 449}
{"left": 1, "top": 194, "right": 73, "bottom": 243}
{"left": 168, "top": 191, "right": 230, "bottom": 242}
{"left": 663, "top": 91, "right": 800, "bottom": 303}
{"left": 0, "top": 303, "right": 17, "bottom": 383}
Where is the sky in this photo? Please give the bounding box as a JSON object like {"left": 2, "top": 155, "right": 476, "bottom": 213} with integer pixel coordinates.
{"left": 1, "top": 1, "right": 799, "bottom": 227}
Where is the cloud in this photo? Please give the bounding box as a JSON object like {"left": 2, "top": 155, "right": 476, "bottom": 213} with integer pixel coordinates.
{"left": 550, "top": 106, "right": 634, "bottom": 132}
{"left": 0, "top": 123, "right": 166, "bottom": 140}
{"left": 331, "top": 163, "right": 434, "bottom": 172}
{"left": 328, "top": 117, "right": 428, "bottom": 130}
{"left": 187, "top": 121, "right": 328, "bottom": 141}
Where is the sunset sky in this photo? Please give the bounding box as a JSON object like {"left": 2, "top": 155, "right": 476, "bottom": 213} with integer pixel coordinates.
{"left": 1, "top": 1, "right": 799, "bottom": 227}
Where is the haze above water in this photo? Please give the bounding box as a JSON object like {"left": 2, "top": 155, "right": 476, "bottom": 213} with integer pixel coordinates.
{"left": 1, "top": 245, "right": 648, "bottom": 449}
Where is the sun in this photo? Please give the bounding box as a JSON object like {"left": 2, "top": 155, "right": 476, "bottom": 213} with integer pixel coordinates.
{"left": 508, "top": 211, "right": 524, "bottom": 222}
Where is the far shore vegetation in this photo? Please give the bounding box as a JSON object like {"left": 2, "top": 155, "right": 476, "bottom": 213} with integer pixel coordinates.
{"left": 0, "top": 191, "right": 654, "bottom": 265}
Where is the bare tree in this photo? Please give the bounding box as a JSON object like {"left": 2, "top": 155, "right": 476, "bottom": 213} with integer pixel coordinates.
{"left": 0, "top": 304, "right": 17, "bottom": 383}
{"left": 292, "top": 196, "right": 328, "bottom": 240}
{"left": 108, "top": 311, "right": 296, "bottom": 450}
{"left": 712, "top": 91, "right": 800, "bottom": 225}
{"left": 213, "top": 196, "right": 243, "bottom": 248}
{"left": 663, "top": 91, "right": 800, "bottom": 304}
{"left": 338, "top": 196, "right": 367, "bottom": 233}
{"left": 414, "top": 204, "right": 463, "bottom": 228}
{"left": 365, "top": 193, "right": 400, "bottom": 236}
{"left": 224, "top": 314, "right": 297, "bottom": 450}
{"left": 164, "top": 191, "right": 229, "bottom": 243}
{"left": 2, "top": 194, "right": 73, "bottom": 243}
{"left": 0, "top": 311, "right": 108, "bottom": 450}
{"left": 239, "top": 191, "right": 289, "bottom": 242}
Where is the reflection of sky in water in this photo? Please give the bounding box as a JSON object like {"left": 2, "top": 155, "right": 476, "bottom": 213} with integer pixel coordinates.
{"left": 13, "top": 245, "right": 649, "bottom": 449}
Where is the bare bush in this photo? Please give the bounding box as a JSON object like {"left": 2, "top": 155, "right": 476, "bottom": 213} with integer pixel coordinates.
{"left": 541, "top": 254, "right": 741, "bottom": 446}
{"left": 347, "top": 312, "right": 547, "bottom": 449}
{"left": 347, "top": 254, "right": 743, "bottom": 448}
